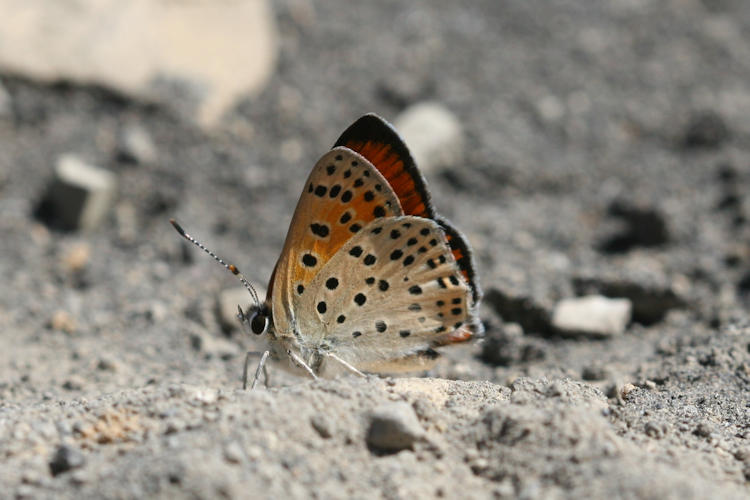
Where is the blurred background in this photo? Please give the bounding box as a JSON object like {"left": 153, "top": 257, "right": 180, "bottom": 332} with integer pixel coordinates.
{"left": 1, "top": 0, "right": 749, "bottom": 398}
{"left": 3, "top": 1, "right": 750, "bottom": 497}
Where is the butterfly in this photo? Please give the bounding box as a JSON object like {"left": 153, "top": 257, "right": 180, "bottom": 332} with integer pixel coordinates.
{"left": 171, "top": 113, "right": 482, "bottom": 388}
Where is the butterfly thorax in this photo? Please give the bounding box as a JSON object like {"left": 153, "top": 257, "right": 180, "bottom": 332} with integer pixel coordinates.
{"left": 263, "top": 312, "right": 335, "bottom": 376}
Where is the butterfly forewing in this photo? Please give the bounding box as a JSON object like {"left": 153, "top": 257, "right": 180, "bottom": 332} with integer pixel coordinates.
{"left": 335, "top": 114, "right": 435, "bottom": 219}
{"left": 269, "top": 147, "right": 404, "bottom": 336}
{"left": 299, "top": 216, "right": 478, "bottom": 371}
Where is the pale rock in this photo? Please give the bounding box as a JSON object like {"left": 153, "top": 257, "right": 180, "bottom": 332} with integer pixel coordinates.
{"left": 366, "top": 402, "right": 424, "bottom": 452}
{"left": 38, "top": 155, "right": 117, "bottom": 231}
{"left": 223, "top": 442, "right": 245, "bottom": 464}
{"left": 0, "top": 0, "right": 277, "bottom": 127}
{"left": 117, "top": 125, "right": 157, "bottom": 165}
{"left": 552, "top": 295, "right": 632, "bottom": 338}
{"left": 536, "top": 94, "right": 565, "bottom": 123}
{"left": 50, "top": 310, "right": 76, "bottom": 333}
{"left": 394, "top": 102, "right": 463, "bottom": 173}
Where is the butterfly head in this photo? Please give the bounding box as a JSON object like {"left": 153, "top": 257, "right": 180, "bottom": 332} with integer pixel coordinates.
{"left": 238, "top": 302, "right": 271, "bottom": 335}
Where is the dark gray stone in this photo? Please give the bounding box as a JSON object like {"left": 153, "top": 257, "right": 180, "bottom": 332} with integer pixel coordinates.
{"left": 366, "top": 402, "right": 424, "bottom": 453}
{"left": 49, "top": 445, "right": 85, "bottom": 476}
{"left": 682, "top": 110, "right": 730, "bottom": 149}
{"left": 35, "top": 155, "right": 116, "bottom": 231}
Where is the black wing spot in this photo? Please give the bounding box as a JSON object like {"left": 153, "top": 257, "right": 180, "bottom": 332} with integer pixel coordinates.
{"left": 371, "top": 227, "right": 383, "bottom": 234}
{"left": 390, "top": 229, "right": 401, "bottom": 239}
{"left": 408, "top": 303, "right": 422, "bottom": 311}
{"left": 326, "top": 165, "right": 336, "bottom": 175}
{"left": 365, "top": 277, "right": 375, "bottom": 285}
{"left": 379, "top": 280, "right": 389, "bottom": 291}
{"left": 302, "top": 254, "right": 317, "bottom": 267}
{"left": 390, "top": 249, "right": 403, "bottom": 260}
{"left": 352, "top": 331, "right": 362, "bottom": 338}
{"left": 351, "top": 160, "right": 359, "bottom": 167}
{"left": 308, "top": 183, "right": 313, "bottom": 193}
{"left": 364, "top": 190, "right": 374, "bottom": 201}
{"left": 340, "top": 211, "right": 352, "bottom": 224}
{"left": 329, "top": 185, "right": 342, "bottom": 198}
{"left": 317, "top": 301, "right": 327, "bottom": 314}
{"left": 373, "top": 205, "right": 386, "bottom": 218}
{"left": 363, "top": 254, "right": 376, "bottom": 266}
{"left": 337, "top": 314, "right": 346, "bottom": 324}
{"left": 326, "top": 277, "right": 339, "bottom": 290}
{"left": 452, "top": 297, "right": 461, "bottom": 304}
{"left": 403, "top": 255, "right": 415, "bottom": 266}
{"left": 349, "top": 245, "right": 363, "bottom": 257}
{"left": 451, "top": 307, "right": 462, "bottom": 316}
{"left": 375, "top": 320, "right": 387, "bottom": 332}
{"left": 314, "top": 185, "right": 327, "bottom": 197}
{"left": 297, "top": 284, "right": 304, "bottom": 295}
{"left": 450, "top": 276, "right": 459, "bottom": 285}
{"left": 341, "top": 190, "right": 353, "bottom": 203}
{"left": 344, "top": 169, "right": 352, "bottom": 178}
{"left": 409, "top": 285, "right": 422, "bottom": 295}
{"left": 437, "top": 277, "right": 447, "bottom": 288}
{"left": 375, "top": 184, "right": 382, "bottom": 191}
{"left": 420, "top": 228, "right": 430, "bottom": 236}
{"left": 418, "top": 246, "right": 428, "bottom": 254}
{"left": 407, "top": 237, "right": 418, "bottom": 246}
{"left": 437, "top": 300, "right": 445, "bottom": 306}
{"left": 354, "top": 293, "right": 367, "bottom": 306}
{"left": 427, "top": 259, "right": 437, "bottom": 269}
{"left": 399, "top": 330, "right": 411, "bottom": 338}
{"left": 350, "top": 223, "right": 362, "bottom": 233}
{"left": 429, "top": 238, "right": 438, "bottom": 246}
{"left": 354, "top": 178, "right": 364, "bottom": 188}
{"left": 335, "top": 154, "right": 343, "bottom": 161}
{"left": 310, "top": 223, "right": 330, "bottom": 238}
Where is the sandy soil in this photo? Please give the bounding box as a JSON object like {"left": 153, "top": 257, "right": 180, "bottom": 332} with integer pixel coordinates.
{"left": 1, "top": 1, "right": 749, "bottom": 498}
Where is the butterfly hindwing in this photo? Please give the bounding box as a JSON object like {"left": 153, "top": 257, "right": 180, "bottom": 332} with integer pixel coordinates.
{"left": 269, "top": 147, "right": 404, "bottom": 336}
{"left": 435, "top": 216, "right": 482, "bottom": 306}
{"left": 299, "top": 216, "right": 478, "bottom": 372}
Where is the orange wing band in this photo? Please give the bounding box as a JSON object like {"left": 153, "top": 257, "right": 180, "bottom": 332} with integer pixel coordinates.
{"left": 434, "top": 327, "right": 474, "bottom": 346}
{"left": 334, "top": 114, "right": 435, "bottom": 219}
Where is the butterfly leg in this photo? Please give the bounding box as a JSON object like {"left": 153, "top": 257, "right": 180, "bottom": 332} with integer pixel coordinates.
{"left": 242, "top": 350, "right": 270, "bottom": 390}
{"left": 324, "top": 352, "right": 366, "bottom": 378}
{"left": 263, "top": 361, "right": 271, "bottom": 388}
{"left": 286, "top": 349, "right": 318, "bottom": 380}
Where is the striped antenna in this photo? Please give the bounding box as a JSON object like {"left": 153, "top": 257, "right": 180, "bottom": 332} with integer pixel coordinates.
{"left": 170, "top": 219, "right": 260, "bottom": 307}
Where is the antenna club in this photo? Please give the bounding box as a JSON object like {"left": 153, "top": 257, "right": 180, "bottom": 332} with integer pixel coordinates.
{"left": 170, "top": 219, "right": 187, "bottom": 236}
{"left": 229, "top": 264, "right": 240, "bottom": 275}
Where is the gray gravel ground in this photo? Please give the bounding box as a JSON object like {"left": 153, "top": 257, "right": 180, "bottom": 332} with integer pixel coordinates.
{"left": 1, "top": 0, "right": 750, "bottom": 498}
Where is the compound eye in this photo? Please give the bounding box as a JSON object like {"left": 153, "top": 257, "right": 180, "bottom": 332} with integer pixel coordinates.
{"left": 250, "top": 311, "right": 268, "bottom": 335}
